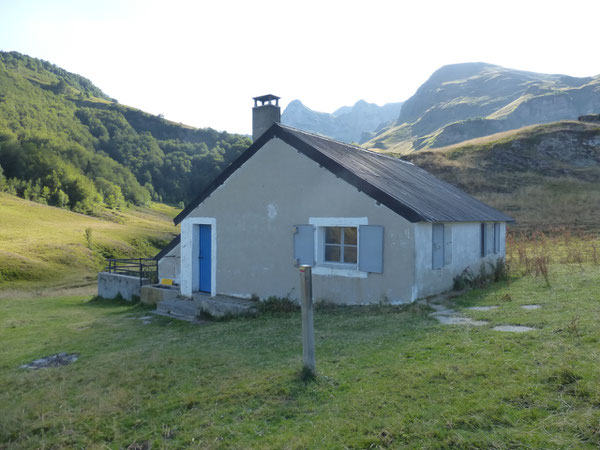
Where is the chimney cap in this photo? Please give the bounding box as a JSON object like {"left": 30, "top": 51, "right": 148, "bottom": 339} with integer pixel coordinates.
{"left": 253, "top": 94, "right": 280, "bottom": 107}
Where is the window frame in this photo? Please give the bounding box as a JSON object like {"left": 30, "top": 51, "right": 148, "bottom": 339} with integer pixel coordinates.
{"left": 309, "top": 217, "right": 368, "bottom": 278}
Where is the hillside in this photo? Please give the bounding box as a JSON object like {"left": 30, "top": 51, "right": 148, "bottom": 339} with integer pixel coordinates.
{"left": 0, "top": 192, "right": 179, "bottom": 290}
{"left": 400, "top": 120, "right": 600, "bottom": 231}
{"left": 0, "top": 51, "right": 250, "bottom": 213}
{"left": 365, "top": 63, "right": 600, "bottom": 153}
{"left": 282, "top": 99, "right": 402, "bottom": 143}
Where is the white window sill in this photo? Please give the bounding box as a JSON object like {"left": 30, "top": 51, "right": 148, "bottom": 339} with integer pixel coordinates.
{"left": 312, "top": 264, "right": 367, "bottom": 278}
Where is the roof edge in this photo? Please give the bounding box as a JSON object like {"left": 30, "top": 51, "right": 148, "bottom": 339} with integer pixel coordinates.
{"left": 154, "top": 234, "right": 181, "bottom": 261}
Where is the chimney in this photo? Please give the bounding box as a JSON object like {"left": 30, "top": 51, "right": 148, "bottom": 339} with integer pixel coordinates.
{"left": 252, "top": 94, "right": 280, "bottom": 141}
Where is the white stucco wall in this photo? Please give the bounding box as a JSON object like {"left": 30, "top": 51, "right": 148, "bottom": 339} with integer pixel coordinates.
{"left": 414, "top": 221, "right": 506, "bottom": 299}
{"left": 157, "top": 243, "right": 180, "bottom": 283}
{"left": 180, "top": 137, "right": 417, "bottom": 305}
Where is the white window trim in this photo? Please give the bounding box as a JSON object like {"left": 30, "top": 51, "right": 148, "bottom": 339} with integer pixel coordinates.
{"left": 309, "top": 217, "right": 368, "bottom": 278}
{"left": 180, "top": 217, "right": 217, "bottom": 297}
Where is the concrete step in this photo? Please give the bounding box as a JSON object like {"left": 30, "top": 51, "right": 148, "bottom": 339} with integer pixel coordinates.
{"left": 193, "top": 293, "right": 257, "bottom": 318}
{"left": 155, "top": 298, "right": 199, "bottom": 321}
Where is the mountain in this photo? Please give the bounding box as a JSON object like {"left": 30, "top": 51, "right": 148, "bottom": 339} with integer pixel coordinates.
{"left": 364, "top": 62, "right": 600, "bottom": 153}
{"left": 281, "top": 99, "right": 403, "bottom": 143}
{"left": 0, "top": 51, "right": 250, "bottom": 213}
{"left": 400, "top": 118, "right": 600, "bottom": 232}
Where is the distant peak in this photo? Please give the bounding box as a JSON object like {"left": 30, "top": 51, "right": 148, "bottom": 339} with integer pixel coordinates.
{"left": 284, "top": 99, "right": 309, "bottom": 112}
{"left": 427, "top": 62, "right": 499, "bottom": 83}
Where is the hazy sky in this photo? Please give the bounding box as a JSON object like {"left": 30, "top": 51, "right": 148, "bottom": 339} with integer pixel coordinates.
{"left": 1, "top": 0, "right": 598, "bottom": 134}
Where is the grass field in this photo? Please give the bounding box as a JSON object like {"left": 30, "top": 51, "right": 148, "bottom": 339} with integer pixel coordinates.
{"left": 0, "top": 193, "right": 180, "bottom": 291}
{"left": 1, "top": 235, "right": 600, "bottom": 448}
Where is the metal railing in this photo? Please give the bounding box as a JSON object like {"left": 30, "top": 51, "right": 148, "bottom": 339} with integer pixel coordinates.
{"left": 104, "top": 258, "right": 158, "bottom": 286}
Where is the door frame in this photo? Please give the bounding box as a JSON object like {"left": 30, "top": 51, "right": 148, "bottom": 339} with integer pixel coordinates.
{"left": 180, "top": 217, "right": 216, "bottom": 297}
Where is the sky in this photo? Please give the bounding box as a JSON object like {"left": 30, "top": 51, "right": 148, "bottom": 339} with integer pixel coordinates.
{"left": 1, "top": 0, "right": 599, "bottom": 135}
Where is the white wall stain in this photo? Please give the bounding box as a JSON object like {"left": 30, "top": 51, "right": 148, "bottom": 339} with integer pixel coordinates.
{"left": 267, "top": 203, "right": 278, "bottom": 220}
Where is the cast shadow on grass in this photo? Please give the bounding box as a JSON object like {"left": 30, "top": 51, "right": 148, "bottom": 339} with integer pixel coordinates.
{"left": 82, "top": 294, "right": 154, "bottom": 314}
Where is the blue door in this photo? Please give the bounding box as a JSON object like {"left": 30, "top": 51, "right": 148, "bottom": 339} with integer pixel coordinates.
{"left": 198, "top": 225, "right": 211, "bottom": 293}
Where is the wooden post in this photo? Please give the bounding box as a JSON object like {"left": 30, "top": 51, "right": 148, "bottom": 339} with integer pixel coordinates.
{"left": 299, "top": 265, "right": 316, "bottom": 375}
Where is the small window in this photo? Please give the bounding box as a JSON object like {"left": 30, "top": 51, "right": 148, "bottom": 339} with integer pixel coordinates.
{"left": 324, "top": 226, "right": 357, "bottom": 264}
{"left": 493, "top": 223, "right": 501, "bottom": 254}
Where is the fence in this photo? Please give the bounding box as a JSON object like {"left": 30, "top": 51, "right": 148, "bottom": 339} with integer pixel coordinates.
{"left": 104, "top": 258, "right": 158, "bottom": 286}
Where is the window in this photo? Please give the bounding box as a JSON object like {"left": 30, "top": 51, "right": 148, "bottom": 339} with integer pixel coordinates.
{"left": 293, "top": 218, "right": 383, "bottom": 277}
{"left": 324, "top": 226, "right": 357, "bottom": 264}
{"left": 481, "top": 223, "right": 495, "bottom": 257}
{"left": 493, "top": 223, "right": 501, "bottom": 254}
{"left": 432, "top": 223, "right": 452, "bottom": 269}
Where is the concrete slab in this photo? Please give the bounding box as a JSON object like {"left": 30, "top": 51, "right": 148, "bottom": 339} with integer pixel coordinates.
{"left": 466, "top": 306, "right": 499, "bottom": 311}
{"left": 493, "top": 325, "right": 536, "bottom": 332}
{"left": 193, "top": 292, "right": 257, "bottom": 317}
{"left": 141, "top": 284, "right": 180, "bottom": 306}
{"left": 151, "top": 309, "right": 208, "bottom": 324}
{"left": 521, "top": 305, "right": 542, "bottom": 310}
{"left": 433, "top": 315, "right": 488, "bottom": 326}
{"left": 156, "top": 298, "right": 198, "bottom": 320}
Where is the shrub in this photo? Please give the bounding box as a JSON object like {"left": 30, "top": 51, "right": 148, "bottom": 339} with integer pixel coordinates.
{"left": 453, "top": 258, "right": 508, "bottom": 291}
{"left": 84, "top": 227, "right": 93, "bottom": 249}
{"left": 534, "top": 255, "right": 550, "bottom": 286}
{"left": 490, "top": 258, "right": 509, "bottom": 282}
{"left": 256, "top": 296, "right": 300, "bottom": 314}
{"left": 453, "top": 267, "right": 474, "bottom": 291}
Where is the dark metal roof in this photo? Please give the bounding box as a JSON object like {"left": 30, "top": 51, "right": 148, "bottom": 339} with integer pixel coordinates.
{"left": 174, "top": 123, "right": 514, "bottom": 225}
{"left": 153, "top": 234, "right": 180, "bottom": 261}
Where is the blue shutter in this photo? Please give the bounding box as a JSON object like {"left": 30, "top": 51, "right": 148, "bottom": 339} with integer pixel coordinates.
{"left": 444, "top": 225, "right": 452, "bottom": 266}
{"left": 293, "top": 225, "right": 314, "bottom": 266}
{"left": 432, "top": 223, "right": 444, "bottom": 269}
{"left": 358, "top": 225, "right": 383, "bottom": 273}
{"left": 481, "top": 223, "right": 487, "bottom": 257}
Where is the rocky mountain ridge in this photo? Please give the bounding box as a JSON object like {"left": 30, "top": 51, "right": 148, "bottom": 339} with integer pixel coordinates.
{"left": 365, "top": 62, "right": 600, "bottom": 153}
{"left": 281, "top": 99, "right": 403, "bottom": 143}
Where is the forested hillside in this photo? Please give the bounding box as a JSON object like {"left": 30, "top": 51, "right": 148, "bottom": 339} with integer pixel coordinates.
{"left": 0, "top": 51, "right": 250, "bottom": 214}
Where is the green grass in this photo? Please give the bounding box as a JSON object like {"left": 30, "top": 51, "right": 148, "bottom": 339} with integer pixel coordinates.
{"left": 0, "top": 193, "right": 179, "bottom": 290}
{"left": 1, "top": 260, "right": 600, "bottom": 448}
